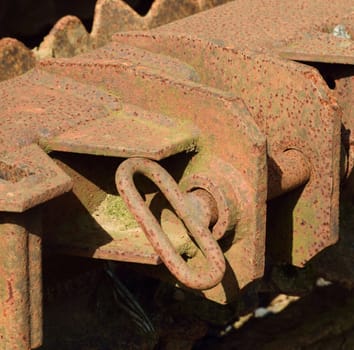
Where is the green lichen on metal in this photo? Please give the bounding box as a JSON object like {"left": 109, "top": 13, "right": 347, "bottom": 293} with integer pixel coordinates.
{"left": 103, "top": 194, "right": 138, "bottom": 229}
{"left": 38, "top": 140, "right": 53, "bottom": 154}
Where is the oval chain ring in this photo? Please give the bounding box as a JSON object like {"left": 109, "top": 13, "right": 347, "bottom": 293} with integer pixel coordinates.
{"left": 115, "top": 157, "right": 226, "bottom": 290}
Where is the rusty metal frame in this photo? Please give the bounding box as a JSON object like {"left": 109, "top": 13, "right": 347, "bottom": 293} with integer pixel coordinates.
{"left": 114, "top": 30, "right": 342, "bottom": 266}
{"left": 0, "top": 1, "right": 353, "bottom": 348}
{"left": 38, "top": 53, "right": 267, "bottom": 303}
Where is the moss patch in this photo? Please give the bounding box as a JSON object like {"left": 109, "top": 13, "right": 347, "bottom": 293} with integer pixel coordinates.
{"left": 94, "top": 194, "right": 138, "bottom": 230}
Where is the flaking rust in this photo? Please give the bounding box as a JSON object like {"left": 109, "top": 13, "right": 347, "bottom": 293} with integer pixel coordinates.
{"left": 0, "top": 0, "right": 353, "bottom": 348}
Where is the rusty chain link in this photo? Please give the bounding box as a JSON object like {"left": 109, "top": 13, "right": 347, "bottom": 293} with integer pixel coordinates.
{"left": 115, "top": 157, "right": 226, "bottom": 290}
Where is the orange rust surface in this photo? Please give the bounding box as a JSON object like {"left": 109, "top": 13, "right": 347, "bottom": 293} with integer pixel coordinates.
{"left": 0, "top": 0, "right": 350, "bottom": 301}
{"left": 0, "top": 211, "right": 42, "bottom": 350}
{"left": 38, "top": 51, "right": 267, "bottom": 301}
{"left": 114, "top": 0, "right": 352, "bottom": 266}
{"left": 0, "top": 0, "right": 233, "bottom": 80}
{"left": 44, "top": 105, "right": 199, "bottom": 160}
{"left": 0, "top": 38, "right": 35, "bottom": 81}
{"left": 0, "top": 5, "right": 352, "bottom": 350}
{"left": 156, "top": 0, "right": 352, "bottom": 53}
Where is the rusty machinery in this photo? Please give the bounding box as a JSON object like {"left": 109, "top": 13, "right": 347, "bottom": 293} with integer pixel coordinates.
{"left": 0, "top": 0, "right": 353, "bottom": 348}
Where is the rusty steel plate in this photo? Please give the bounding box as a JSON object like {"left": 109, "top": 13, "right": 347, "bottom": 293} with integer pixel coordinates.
{"left": 278, "top": 33, "right": 354, "bottom": 65}
{"left": 148, "top": 0, "right": 352, "bottom": 53}
{"left": 38, "top": 43, "right": 267, "bottom": 304}
{"left": 0, "top": 144, "right": 72, "bottom": 212}
{"left": 0, "top": 0, "right": 350, "bottom": 312}
{"left": 77, "top": 41, "right": 200, "bottom": 81}
{"left": 43, "top": 105, "right": 199, "bottom": 160}
{"left": 0, "top": 1, "right": 350, "bottom": 348}
{"left": 113, "top": 0, "right": 347, "bottom": 267}
{"left": 0, "top": 69, "right": 122, "bottom": 154}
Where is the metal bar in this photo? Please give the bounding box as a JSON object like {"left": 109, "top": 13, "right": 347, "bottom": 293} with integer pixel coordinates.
{"left": 0, "top": 210, "right": 43, "bottom": 350}
{"left": 268, "top": 150, "right": 311, "bottom": 200}
{"left": 186, "top": 189, "right": 218, "bottom": 229}
{"left": 0, "top": 215, "right": 31, "bottom": 350}
{"left": 28, "top": 209, "right": 43, "bottom": 349}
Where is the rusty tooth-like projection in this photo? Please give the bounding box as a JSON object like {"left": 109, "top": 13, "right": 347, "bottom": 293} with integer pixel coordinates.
{"left": 0, "top": 0, "right": 232, "bottom": 81}
{"left": 0, "top": 0, "right": 353, "bottom": 348}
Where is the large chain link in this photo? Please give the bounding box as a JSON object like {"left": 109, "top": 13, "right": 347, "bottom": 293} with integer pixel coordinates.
{"left": 115, "top": 157, "right": 225, "bottom": 290}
